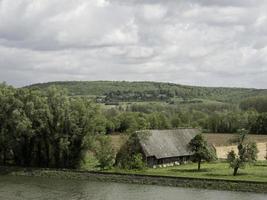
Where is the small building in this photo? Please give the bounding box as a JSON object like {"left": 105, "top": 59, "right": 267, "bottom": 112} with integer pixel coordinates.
{"left": 138, "top": 129, "right": 200, "bottom": 167}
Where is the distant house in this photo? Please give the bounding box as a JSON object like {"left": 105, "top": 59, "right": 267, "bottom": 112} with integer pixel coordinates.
{"left": 138, "top": 129, "right": 200, "bottom": 167}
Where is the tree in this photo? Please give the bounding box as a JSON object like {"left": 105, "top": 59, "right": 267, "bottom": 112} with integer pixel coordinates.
{"left": 130, "top": 153, "right": 146, "bottom": 170}
{"left": 116, "top": 131, "right": 147, "bottom": 169}
{"left": 227, "top": 129, "right": 258, "bottom": 176}
{"left": 0, "top": 84, "right": 101, "bottom": 169}
{"left": 0, "top": 84, "right": 18, "bottom": 165}
{"left": 95, "top": 135, "right": 115, "bottom": 170}
{"left": 188, "top": 134, "right": 216, "bottom": 171}
{"left": 251, "top": 113, "right": 267, "bottom": 134}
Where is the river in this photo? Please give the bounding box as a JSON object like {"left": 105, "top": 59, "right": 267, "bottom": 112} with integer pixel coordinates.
{"left": 0, "top": 175, "right": 266, "bottom": 200}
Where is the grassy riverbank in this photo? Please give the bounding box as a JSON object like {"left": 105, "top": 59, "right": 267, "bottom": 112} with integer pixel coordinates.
{"left": 1, "top": 161, "right": 267, "bottom": 193}
{"left": 108, "top": 161, "right": 267, "bottom": 182}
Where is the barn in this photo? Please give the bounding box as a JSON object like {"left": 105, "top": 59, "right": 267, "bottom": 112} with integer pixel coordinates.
{"left": 138, "top": 129, "right": 200, "bottom": 167}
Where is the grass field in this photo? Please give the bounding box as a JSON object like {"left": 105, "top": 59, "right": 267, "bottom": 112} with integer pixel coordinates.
{"left": 109, "top": 161, "right": 267, "bottom": 182}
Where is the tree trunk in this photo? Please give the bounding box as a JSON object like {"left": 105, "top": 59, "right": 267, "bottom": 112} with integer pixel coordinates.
{"left": 3, "top": 150, "right": 7, "bottom": 165}
{"left": 198, "top": 160, "right": 201, "bottom": 171}
{"left": 233, "top": 167, "right": 239, "bottom": 176}
{"left": 37, "top": 142, "right": 42, "bottom": 167}
{"left": 44, "top": 139, "right": 50, "bottom": 167}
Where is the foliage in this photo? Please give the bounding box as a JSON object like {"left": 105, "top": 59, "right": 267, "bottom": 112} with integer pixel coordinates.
{"left": 109, "top": 161, "right": 267, "bottom": 182}
{"left": 27, "top": 81, "right": 267, "bottom": 103}
{"left": 0, "top": 84, "right": 102, "bottom": 169}
{"left": 116, "top": 132, "right": 147, "bottom": 169}
{"left": 250, "top": 113, "right": 267, "bottom": 134}
{"left": 25, "top": 81, "right": 267, "bottom": 135}
{"left": 227, "top": 129, "right": 258, "bottom": 176}
{"left": 240, "top": 96, "right": 267, "bottom": 113}
{"left": 188, "top": 134, "right": 217, "bottom": 171}
{"left": 130, "top": 153, "right": 146, "bottom": 170}
{"left": 95, "top": 135, "right": 115, "bottom": 170}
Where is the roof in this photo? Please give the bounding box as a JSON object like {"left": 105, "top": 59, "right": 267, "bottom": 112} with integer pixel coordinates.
{"left": 139, "top": 129, "right": 200, "bottom": 159}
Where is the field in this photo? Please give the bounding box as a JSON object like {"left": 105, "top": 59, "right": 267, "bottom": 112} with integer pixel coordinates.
{"left": 110, "top": 133, "right": 267, "bottom": 151}
{"left": 204, "top": 133, "right": 267, "bottom": 146}
{"left": 108, "top": 134, "right": 267, "bottom": 182}
{"left": 109, "top": 161, "right": 267, "bottom": 182}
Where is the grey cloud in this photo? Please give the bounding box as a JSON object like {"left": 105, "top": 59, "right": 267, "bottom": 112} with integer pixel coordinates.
{"left": 0, "top": 0, "right": 267, "bottom": 88}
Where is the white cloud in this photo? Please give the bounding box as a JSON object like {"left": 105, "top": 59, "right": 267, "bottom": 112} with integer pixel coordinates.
{"left": 142, "top": 4, "right": 167, "bottom": 21}
{"left": 0, "top": 0, "right": 267, "bottom": 88}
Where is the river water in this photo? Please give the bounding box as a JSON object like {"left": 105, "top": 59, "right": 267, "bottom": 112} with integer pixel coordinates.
{"left": 0, "top": 175, "right": 266, "bottom": 200}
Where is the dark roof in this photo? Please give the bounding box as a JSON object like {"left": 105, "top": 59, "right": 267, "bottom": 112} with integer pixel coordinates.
{"left": 139, "top": 129, "right": 200, "bottom": 159}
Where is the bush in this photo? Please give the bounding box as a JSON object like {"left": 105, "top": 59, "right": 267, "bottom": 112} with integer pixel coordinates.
{"left": 95, "top": 136, "right": 115, "bottom": 170}
{"left": 130, "top": 153, "right": 146, "bottom": 170}
{"left": 116, "top": 132, "right": 147, "bottom": 169}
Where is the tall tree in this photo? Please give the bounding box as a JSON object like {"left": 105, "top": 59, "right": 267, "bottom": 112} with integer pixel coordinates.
{"left": 188, "top": 134, "right": 216, "bottom": 171}
{"left": 0, "top": 84, "right": 101, "bottom": 169}
{"left": 227, "top": 129, "right": 258, "bottom": 176}
{"left": 95, "top": 135, "right": 115, "bottom": 170}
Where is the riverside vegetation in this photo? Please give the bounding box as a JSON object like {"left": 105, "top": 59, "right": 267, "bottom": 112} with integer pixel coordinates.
{"left": 0, "top": 81, "right": 267, "bottom": 184}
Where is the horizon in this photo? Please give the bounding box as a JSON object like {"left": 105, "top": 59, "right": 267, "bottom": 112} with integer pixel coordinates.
{"left": 17, "top": 79, "right": 266, "bottom": 90}
{"left": 1, "top": 0, "right": 267, "bottom": 89}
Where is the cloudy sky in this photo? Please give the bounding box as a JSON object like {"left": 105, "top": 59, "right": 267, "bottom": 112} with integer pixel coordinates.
{"left": 0, "top": 0, "right": 267, "bottom": 88}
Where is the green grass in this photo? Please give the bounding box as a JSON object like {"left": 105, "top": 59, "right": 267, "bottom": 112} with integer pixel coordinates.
{"left": 108, "top": 161, "right": 267, "bottom": 182}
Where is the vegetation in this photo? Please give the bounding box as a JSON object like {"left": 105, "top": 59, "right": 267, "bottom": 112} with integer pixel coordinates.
{"left": 1, "top": 81, "right": 267, "bottom": 175}
{"left": 110, "top": 161, "right": 267, "bottom": 182}
{"left": 115, "top": 132, "right": 146, "bottom": 170}
{"left": 240, "top": 96, "right": 267, "bottom": 113}
{"left": 24, "top": 81, "right": 267, "bottom": 135}
{"left": 0, "top": 84, "right": 105, "bottom": 169}
{"left": 188, "top": 134, "right": 217, "bottom": 171}
{"left": 27, "top": 81, "right": 267, "bottom": 103}
{"left": 94, "top": 135, "right": 115, "bottom": 170}
{"left": 227, "top": 129, "right": 258, "bottom": 176}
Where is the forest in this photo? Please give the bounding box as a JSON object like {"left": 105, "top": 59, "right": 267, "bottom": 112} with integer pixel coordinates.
{"left": 27, "top": 81, "right": 267, "bottom": 134}
{"left": 0, "top": 84, "right": 104, "bottom": 168}
{"left": 1, "top": 82, "right": 267, "bottom": 169}
{"left": 27, "top": 81, "right": 267, "bottom": 103}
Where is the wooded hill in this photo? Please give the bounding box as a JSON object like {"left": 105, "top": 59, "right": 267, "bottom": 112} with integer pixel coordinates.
{"left": 26, "top": 81, "right": 267, "bottom": 104}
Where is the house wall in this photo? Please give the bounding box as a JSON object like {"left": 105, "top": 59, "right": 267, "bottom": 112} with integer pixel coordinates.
{"left": 215, "top": 142, "right": 267, "bottom": 160}
{"left": 145, "top": 156, "right": 191, "bottom": 167}
{"left": 146, "top": 156, "right": 157, "bottom": 167}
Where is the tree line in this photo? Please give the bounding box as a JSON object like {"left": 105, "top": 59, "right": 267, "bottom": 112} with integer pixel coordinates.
{"left": 0, "top": 84, "right": 105, "bottom": 168}
{"left": 1, "top": 83, "right": 267, "bottom": 169}
{"left": 100, "top": 104, "right": 267, "bottom": 135}
{"left": 27, "top": 81, "right": 267, "bottom": 103}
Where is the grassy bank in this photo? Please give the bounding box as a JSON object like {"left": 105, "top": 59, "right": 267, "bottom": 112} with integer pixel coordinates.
{"left": 108, "top": 161, "right": 267, "bottom": 182}
{"left": 1, "top": 162, "right": 267, "bottom": 193}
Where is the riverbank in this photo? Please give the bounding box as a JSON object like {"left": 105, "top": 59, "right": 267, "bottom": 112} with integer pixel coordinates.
{"left": 1, "top": 166, "right": 267, "bottom": 193}
{"left": 109, "top": 161, "right": 267, "bottom": 182}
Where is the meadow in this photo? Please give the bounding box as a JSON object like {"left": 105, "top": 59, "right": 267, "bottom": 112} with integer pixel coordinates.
{"left": 110, "top": 161, "right": 267, "bottom": 182}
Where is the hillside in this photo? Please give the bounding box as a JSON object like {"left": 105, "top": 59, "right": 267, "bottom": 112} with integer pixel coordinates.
{"left": 26, "top": 81, "right": 267, "bottom": 103}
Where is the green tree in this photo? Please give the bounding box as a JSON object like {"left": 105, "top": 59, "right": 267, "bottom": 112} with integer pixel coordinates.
{"left": 251, "top": 113, "right": 267, "bottom": 134}
{"left": 116, "top": 131, "right": 147, "bottom": 169}
{"left": 0, "top": 84, "right": 18, "bottom": 165}
{"left": 227, "top": 129, "right": 258, "bottom": 176}
{"left": 95, "top": 135, "right": 115, "bottom": 170}
{"left": 0, "top": 84, "right": 101, "bottom": 169}
{"left": 130, "top": 153, "right": 146, "bottom": 170}
{"left": 188, "top": 134, "right": 216, "bottom": 171}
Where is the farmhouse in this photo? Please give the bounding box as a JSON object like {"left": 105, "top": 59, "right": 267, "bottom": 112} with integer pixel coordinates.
{"left": 138, "top": 129, "right": 199, "bottom": 167}
{"left": 111, "top": 132, "right": 267, "bottom": 167}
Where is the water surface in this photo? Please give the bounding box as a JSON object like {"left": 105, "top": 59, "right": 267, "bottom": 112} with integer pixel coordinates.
{"left": 0, "top": 175, "right": 266, "bottom": 200}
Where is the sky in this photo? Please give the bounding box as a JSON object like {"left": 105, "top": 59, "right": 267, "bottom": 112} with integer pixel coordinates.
{"left": 0, "top": 0, "right": 267, "bottom": 88}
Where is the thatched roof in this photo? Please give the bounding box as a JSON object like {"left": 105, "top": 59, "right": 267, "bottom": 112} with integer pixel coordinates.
{"left": 139, "top": 129, "right": 200, "bottom": 159}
